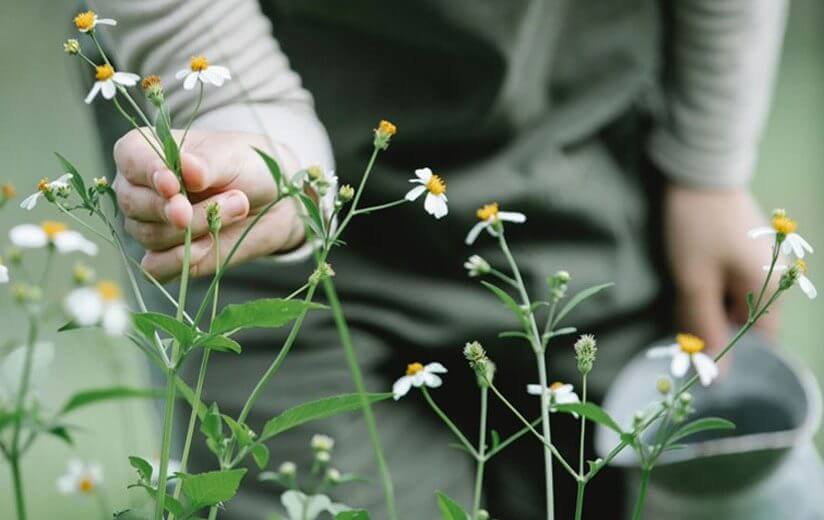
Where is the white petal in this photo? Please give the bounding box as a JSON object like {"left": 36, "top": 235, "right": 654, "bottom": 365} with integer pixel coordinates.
{"left": 422, "top": 372, "right": 443, "bottom": 388}
{"left": 411, "top": 371, "right": 427, "bottom": 386}
{"left": 281, "top": 490, "right": 307, "bottom": 520}
{"left": 0, "top": 265, "right": 7, "bottom": 283}
{"left": 56, "top": 474, "right": 76, "bottom": 494}
{"left": 201, "top": 68, "right": 225, "bottom": 86}
{"left": 84, "top": 82, "right": 102, "bottom": 104}
{"left": 747, "top": 227, "right": 775, "bottom": 239}
{"left": 183, "top": 72, "right": 199, "bottom": 90}
{"left": 53, "top": 173, "right": 73, "bottom": 185}
{"left": 429, "top": 195, "right": 448, "bottom": 219}
{"left": 392, "top": 376, "right": 413, "bottom": 400}
{"left": 88, "top": 462, "right": 104, "bottom": 485}
{"left": 10, "top": 224, "right": 48, "bottom": 248}
{"left": 465, "top": 221, "right": 489, "bottom": 245}
{"left": 423, "top": 193, "right": 440, "bottom": 216}
{"left": 100, "top": 80, "right": 117, "bottom": 100}
{"left": 498, "top": 211, "right": 526, "bottom": 223}
{"left": 425, "top": 362, "right": 448, "bottom": 374}
{"left": 209, "top": 65, "right": 231, "bottom": 79}
{"left": 65, "top": 288, "right": 103, "bottom": 326}
{"left": 791, "top": 233, "right": 814, "bottom": 255}
{"left": 304, "top": 494, "right": 333, "bottom": 520}
{"left": 551, "top": 384, "right": 575, "bottom": 397}
{"left": 646, "top": 344, "right": 679, "bottom": 359}
{"left": 799, "top": 275, "right": 818, "bottom": 299}
{"left": 692, "top": 352, "right": 719, "bottom": 387}
{"left": 526, "top": 384, "right": 544, "bottom": 395}
{"left": 102, "top": 304, "right": 130, "bottom": 336}
{"left": 556, "top": 392, "right": 580, "bottom": 405}
{"left": 175, "top": 68, "right": 190, "bottom": 80}
{"left": 414, "top": 168, "right": 432, "bottom": 182}
{"left": 19, "top": 192, "right": 41, "bottom": 210}
{"left": 96, "top": 18, "right": 117, "bottom": 26}
{"left": 787, "top": 235, "right": 806, "bottom": 259}
{"left": 113, "top": 72, "right": 140, "bottom": 86}
{"left": 54, "top": 231, "right": 98, "bottom": 256}
{"left": 404, "top": 185, "right": 427, "bottom": 202}
{"left": 765, "top": 264, "right": 788, "bottom": 272}
{"left": 671, "top": 351, "right": 691, "bottom": 378}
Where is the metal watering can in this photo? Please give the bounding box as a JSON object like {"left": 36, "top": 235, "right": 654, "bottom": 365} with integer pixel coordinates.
{"left": 594, "top": 333, "right": 824, "bottom": 519}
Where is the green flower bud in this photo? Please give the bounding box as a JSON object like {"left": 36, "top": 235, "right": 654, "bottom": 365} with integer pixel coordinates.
{"left": 63, "top": 39, "right": 80, "bottom": 55}
{"left": 279, "top": 461, "right": 296, "bottom": 476}
{"left": 309, "top": 262, "right": 335, "bottom": 285}
{"left": 338, "top": 184, "right": 355, "bottom": 203}
{"left": 656, "top": 376, "right": 672, "bottom": 395}
{"left": 573, "top": 334, "right": 597, "bottom": 375}
{"left": 206, "top": 201, "right": 222, "bottom": 234}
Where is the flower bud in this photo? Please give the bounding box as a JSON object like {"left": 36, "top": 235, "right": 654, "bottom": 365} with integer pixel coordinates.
{"left": 315, "top": 450, "right": 330, "bottom": 463}
{"left": 554, "top": 270, "right": 571, "bottom": 284}
{"left": 477, "top": 510, "right": 490, "bottom": 520}
{"left": 206, "top": 201, "right": 222, "bottom": 234}
{"left": 278, "top": 461, "right": 297, "bottom": 476}
{"left": 373, "top": 119, "right": 397, "bottom": 150}
{"left": 632, "top": 411, "right": 645, "bottom": 429}
{"left": 2, "top": 183, "right": 16, "bottom": 200}
{"left": 93, "top": 177, "right": 108, "bottom": 191}
{"left": 326, "top": 468, "right": 341, "bottom": 483}
{"left": 63, "top": 39, "right": 80, "bottom": 55}
{"left": 338, "top": 184, "right": 355, "bottom": 203}
{"left": 72, "top": 262, "right": 96, "bottom": 285}
{"left": 464, "top": 255, "right": 490, "bottom": 277}
{"left": 309, "top": 262, "right": 335, "bottom": 285}
{"left": 656, "top": 376, "right": 672, "bottom": 395}
{"left": 547, "top": 270, "right": 571, "bottom": 301}
{"left": 307, "top": 165, "right": 323, "bottom": 182}
{"left": 310, "top": 434, "right": 335, "bottom": 452}
{"left": 573, "top": 334, "right": 597, "bottom": 375}
{"left": 679, "top": 392, "right": 692, "bottom": 404}
{"left": 140, "top": 75, "right": 165, "bottom": 107}
{"left": 5, "top": 247, "right": 22, "bottom": 265}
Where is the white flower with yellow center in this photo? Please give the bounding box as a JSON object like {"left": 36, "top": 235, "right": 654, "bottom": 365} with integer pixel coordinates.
{"left": 392, "top": 361, "right": 447, "bottom": 400}
{"left": 769, "top": 260, "right": 817, "bottom": 299}
{"left": 65, "top": 281, "right": 130, "bottom": 336}
{"left": 647, "top": 333, "right": 719, "bottom": 387}
{"left": 465, "top": 202, "right": 526, "bottom": 245}
{"left": 405, "top": 168, "right": 448, "bottom": 219}
{"left": 73, "top": 10, "right": 117, "bottom": 33}
{"left": 20, "top": 174, "right": 73, "bottom": 210}
{"left": 527, "top": 382, "right": 580, "bottom": 415}
{"left": 57, "top": 459, "right": 103, "bottom": 495}
{"left": 0, "top": 264, "right": 7, "bottom": 284}
{"left": 10, "top": 221, "right": 98, "bottom": 256}
{"left": 85, "top": 64, "right": 140, "bottom": 104}
{"left": 748, "top": 211, "right": 814, "bottom": 259}
{"left": 175, "top": 55, "right": 231, "bottom": 90}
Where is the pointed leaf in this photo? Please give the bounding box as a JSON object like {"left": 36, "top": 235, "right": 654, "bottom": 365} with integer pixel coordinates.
{"left": 200, "top": 403, "right": 223, "bottom": 442}
{"left": 668, "top": 417, "right": 735, "bottom": 444}
{"left": 480, "top": 281, "right": 526, "bottom": 321}
{"left": 155, "top": 107, "right": 180, "bottom": 172}
{"left": 553, "top": 402, "right": 623, "bottom": 434}
{"left": 129, "top": 456, "right": 153, "bottom": 482}
{"left": 298, "top": 192, "right": 325, "bottom": 238}
{"left": 544, "top": 326, "right": 577, "bottom": 340}
{"left": 553, "top": 282, "right": 614, "bottom": 326}
{"left": 193, "top": 334, "right": 242, "bottom": 354}
{"left": 490, "top": 430, "right": 501, "bottom": 451}
{"left": 211, "top": 298, "right": 324, "bottom": 335}
{"left": 436, "top": 491, "right": 469, "bottom": 520}
{"left": 180, "top": 469, "right": 247, "bottom": 509}
{"left": 498, "top": 331, "right": 530, "bottom": 341}
{"left": 253, "top": 147, "right": 283, "bottom": 189}
{"left": 260, "top": 393, "right": 393, "bottom": 442}
{"left": 132, "top": 312, "right": 194, "bottom": 347}
{"left": 54, "top": 152, "right": 89, "bottom": 206}
{"left": 222, "top": 415, "right": 254, "bottom": 448}
{"left": 251, "top": 444, "right": 270, "bottom": 470}
{"left": 60, "top": 386, "right": 162, "bottom": 415}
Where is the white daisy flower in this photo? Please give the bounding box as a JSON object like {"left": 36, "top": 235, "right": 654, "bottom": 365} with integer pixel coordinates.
{"left": 73, "top": 10, "right": 117, "bottom": 33}
{"left": 392, "top": 362, "right": 447, "bottom": 400}
{"left": 465, "top": 202, "right": 526, "bottom": 245}
{"left": 646, "top": 333, "right": 719, "bottom": 387}
{"left": 769, "top": 260, "right": 817, "bottom": 299}
{"left": 405, "top": 168, "right": 448, "bottom": 219}
{"left": 0, "top": 264, "right": 8, "bottom": 284}
{"left": 175, "top": 55, "right": 231, "bottom": 90}
{"left": 527, "top": 382, "right": 580, "bottom": 415}
{"left": 85, "top": 64, "right": 140, "bottom": 104}
{"left": 20, "top": 175, "right": 73, "bottom": 210}
{"left": 463, "top": 255, "right": 490, "bottom": 277}
{"left": 149, "top": 457, "right": 181, "bottom": 486}
{"left": 64, "top": 281, "right": 130, "bottom": 336}
{"left": 10, "top": 221, "right": 98, "bottom": 256}
{"left": 57, "top": 459, "right": 103, "bottom": 495}
{"left": 281, "top": 490, "right": 350, "bottom": 520}
{"left": 748, "top": 210, "right": 813, "bottom": 259}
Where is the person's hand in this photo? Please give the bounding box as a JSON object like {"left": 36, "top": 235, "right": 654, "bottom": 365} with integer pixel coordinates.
{"left": 664, "top": 183, "right": 779, "bottom": 356}
{"left": 112, "top": 128, "right": 306, "bottom": 282}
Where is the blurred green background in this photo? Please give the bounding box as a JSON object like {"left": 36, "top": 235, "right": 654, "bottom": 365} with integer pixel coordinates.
{"left": 1, "top": 1, "right": 823, "bottom": 518}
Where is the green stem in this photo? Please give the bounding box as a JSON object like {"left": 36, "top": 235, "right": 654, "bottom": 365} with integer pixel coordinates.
{"left": 574, "top": 481, "right": 586, "bottom": 520}
{"left": 207, "top": 506, "right": 218, "bottom": 520}
{"left": 9, "top": 318, "right": 37, "bottom": 520}
{"left": 471, "top": 387, "right": 489, "bottom": 519}
{"left": 485, "top": 417, "right": 542, "bottom": 459}
{"left": 10, "top": 457, "right": 26, "bottom": 520}
{"left": 630, "top": 467, "right": 651, "bottom": 520}
{"left": 111, "top": 96, "right": 166, "bottom": 164}
{"left": 573, "top": 374, "right": 588, "bottom": 520}
{"left": 322, "top": 277, "right": 397, "bottom": 520}
{"left": 329, "top": 147, "right": 379, "bottom": 246}
{"left": 179, "top": 83, "right": 203, "bottom": 151}
{"left": 154, "top": 370, "right": 177, "bottom": 520}
{"left": 489, "top": 268, "right": 518, "bottom": 289}
{"left": 352, "top": 198, "right": 407, "bottom": 215}
{"left": 421, "top": 387, "right": 479, "bottom": 459}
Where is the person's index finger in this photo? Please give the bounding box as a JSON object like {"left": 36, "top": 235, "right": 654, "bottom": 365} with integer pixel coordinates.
{"left": 113, "top": 128, "right": 167, "bottom": 187}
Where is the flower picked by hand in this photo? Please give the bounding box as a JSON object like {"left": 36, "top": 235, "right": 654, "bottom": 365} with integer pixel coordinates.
{"left": 20, "top": 175, "right": 72, "bottom": 210}
{"left": 647, "top": 333, "right": 719, "bottom": 387}
{"left": 176, "top": 55, "right": 231, "bottom": 90}
{"left": 465, "top": 202, "right": 526, "bottom": 245}
{"left": 771, "top": 259, "right": 817, "bottom": 299}
{"left": 392, "top": 362, "right": 447, "bottom": 400}
{"left": 748, "top": 209, "right": 814, "bottom": 258}
{"left": 85, "top": 64, "right": 140, "bottom": 104}
{"left": 405, "top": 168, "right": 448, "bottom": 219}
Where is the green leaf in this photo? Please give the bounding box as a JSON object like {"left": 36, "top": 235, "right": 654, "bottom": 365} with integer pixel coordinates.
{"left": 297, "top": 192, "right": 325, "bottom": 238}
{"left": 480, "top": 281, "right": 526, "bottom": 323}
{"left": 200, "top": 403, "right": 223, "bottom": 442}
{"left": 490, "top": 430, "right": 501, "bottom": 451}
{"left": 746, "top": 291, "right": 755, "bottom": 316}
{"left": 553, "top": 402, "right": 623, "bottom": 434}
{"left": 222, "top": 415, "right": 254, "bottom": 448}
{"left": 57, "top": 321, "right": 80, "bottom": 332}
{"left": 498, "top": 331, "right": 530, "bottom": 341}
{"left": 211, "top": 298, "right": 323, "bottom": 335}
{"left": 193, "top": 334, "right": 242, "bottom": 354}
{"left": 181, "top": 469, "right": 247, "bottom": 509}
{"left": 335, "top": 512, "right": 371, "bottom": 520}
{"left": 253, "top": 147, "right": 283, "bottom": 189}
{"left": 133, "top": 312, "right": 195, "bottom": 347}
{"left": 54, "top": 152, "right": 89, "bottom": 206}
{"left": 553, "top": 282, "right": 614, "bottom": 326}
{"left": 260, "top": 393, "right": 393, "bottom": 442}
{"left": 155, "top": 107, "right": 180, "bottom": 172}
{"left": 435, "top": 491, "right": 469, "bottom": 520}
{"left": 543, "top": 326, "right": 577, "bottom": 341}
{"left": 251, "top": 444, "right": 270, "bottom": 470}
{"left": 129, "top": 456, "right": 153, "bottom": 482}
{"left": 59, "top": 386, "right": 163, "bottom": 415}
{"left": 668, "top": 417, "right": 735, "bottom": 444}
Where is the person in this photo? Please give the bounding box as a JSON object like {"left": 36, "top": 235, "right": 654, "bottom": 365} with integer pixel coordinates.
{"left": 89, "top": 0, "right": 788, "bottom": 517}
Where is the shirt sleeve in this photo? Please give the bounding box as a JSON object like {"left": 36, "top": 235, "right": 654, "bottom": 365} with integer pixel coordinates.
{"left": 647, "top": 0, "right": 789, "bottom": 189}
{"left": 88, "top": 0, "right": 335, "bottom": 260}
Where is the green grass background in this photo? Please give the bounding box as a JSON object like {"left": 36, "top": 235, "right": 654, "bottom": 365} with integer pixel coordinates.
{"left": 1, "top": 1, "right": 823, "bottom": 517}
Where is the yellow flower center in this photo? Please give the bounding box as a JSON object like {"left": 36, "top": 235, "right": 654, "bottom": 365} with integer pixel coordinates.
{"left": 772, "top": 215, "right": 797, "bottom": 235}
{"left": 426, "top": 174, "right": 446, "bottom": 195}
{"left": 78, "top": 477, "right": 95, "bottom": 493}
{"left": 190, "top": 55, "right": 209, "bottom": 72}
{"left": 406, "top": 362, "right": 424, "bottom": 376}
{"left": 95, "top": 64, "right": 114, "bottom": 81}
{"left": 377, "top": 120, "right": 397, "bottom": 136}
{"left": 549, "top": 382, "right": 565, "bottom": 391}
{"left": 37, "top": 178, "right": 50, "bottom": 192}
{"left": 676, "top": 333, "right": 705, "bottom": 354}
{"left": 41, "top": 221, "right": 68, "bottom": 239}
{"left": 3, "top": 183, "right": 16, "bottom": 198}
{"left": 476, "top": 202, "right": 500, "bottom": 221}
{"left": 74, "top": 10, "right": 96, "bottom": 31}
{"left": 97, "top": 280, "right": 121, "bottom": 301}
{"left": 795, "top": 259, "right": 808, "bottom": 274}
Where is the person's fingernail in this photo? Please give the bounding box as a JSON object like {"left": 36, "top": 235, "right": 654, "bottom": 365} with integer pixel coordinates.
{"left": 223, "top": 193, "right": 247, "bottom": 218}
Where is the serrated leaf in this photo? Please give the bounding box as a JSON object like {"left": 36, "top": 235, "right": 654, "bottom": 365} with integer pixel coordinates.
{"left": 436, "top": 491, "right": 469, "bottom": 520}
{"left": 60, "top": 386, "right": 162, "bottom": 415}
{"left": 253, "top": 147, "right": 283, "bottom": 189}
{"left": 181, "top": 469, "right": 247, "bottom": 509}
{"left": 553, "top": 282, "right": 614, "bottom": 326}
{"left": 336, "top": 511, "right": 371, "bottom": 520}
{"left": 668, "top": 417, "right": 735, "bottom": 444}
{"left": 553, "top": 402, "right": 623, "bottom": 434}
{"left": 481, "top": 281, "right": 526, "bottom": 322}
{"left": 211, "top": 298, "right": 323, "bottom": 335}
{"left": 251, "top": 444, "right": 270, "bottom": 469}
{"left": 133, "top": 312, "right": 194, "bottom": 348}
{"left": 193, "top": 334, "right": 242, "bottom": 354}
{"left": 129, "top": 456, "right": 153, "bottom": 482}
{"left": 260, "top": 393, "right": 393, "bottom": 442}
{"left": 54, "top": 152, "right": 89, "bottom": 206}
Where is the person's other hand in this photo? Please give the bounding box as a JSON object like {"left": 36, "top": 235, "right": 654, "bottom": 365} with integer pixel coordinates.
{"left": 664, "top": 183, "right": 779, "bottom": 356}
{"left": 112, "top": 128, "right": 305, "bottom": 281}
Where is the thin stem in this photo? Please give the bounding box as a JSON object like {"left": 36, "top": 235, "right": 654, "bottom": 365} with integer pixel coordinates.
{"left": 489, "top": 268, "right": 518, "bottom": 289}
{"left": 573, "top": 374, "right": 588, "bottom": 520}
{"left": 207, "top": 506, "right": 218, "bottom": 520}
{"left": 285, "top": 283, "right": 309, "bottom": 301}
{"left": 471, "top": 387, "right": 489, "bottom": 519}
{"left": 630, "top": 467, "right": 651, "bottom": 520}
{"left": 10, "top": 457, "right": 26, "bottom": 520}
{"left": 753, "top": 245, "right": 779, "bottom": 315}
{"left": 574, "top": 481, "right": 586, "bottom": 520}
{"left": 111, "top": 96, "right": 166, "bottom": 164}
{"left": 421, "top": 387, "right": 479, "bottom": 459}
{"left": 329, "top": 147, "right": 379, "bottom": 246}
{"left": 484, "top": 417, "right": 542, "bottom": 459}
{"left": 9, "top": 318, "right": 37, "bottom": 520}
{"left": 322, "top": 277, "right": 397, "bottom": 520}
{"left": 179, "top": 83, "right": 204, "bottom": 151}
{"left": 352, "top": 198, "right": 407, "bottom": 215}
